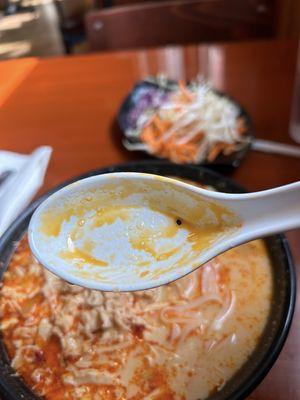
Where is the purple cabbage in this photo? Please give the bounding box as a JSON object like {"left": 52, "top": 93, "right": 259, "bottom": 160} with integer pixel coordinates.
{"left": 127, "top": 87, "right": 170, "bottom": 130}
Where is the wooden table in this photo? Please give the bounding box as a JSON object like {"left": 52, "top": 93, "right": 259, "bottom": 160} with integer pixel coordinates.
{"left": 0, "top": 39, "right": 299, "bottom": 399}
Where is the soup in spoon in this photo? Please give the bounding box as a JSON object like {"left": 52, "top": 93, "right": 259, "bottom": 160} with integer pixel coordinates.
{"left": 29, "top": 173, "right": 241, "bottom": 291}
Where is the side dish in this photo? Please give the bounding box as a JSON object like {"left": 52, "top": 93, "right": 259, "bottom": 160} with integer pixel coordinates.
{"left": 123, "top": 78, "right": 248, "bottom": 164}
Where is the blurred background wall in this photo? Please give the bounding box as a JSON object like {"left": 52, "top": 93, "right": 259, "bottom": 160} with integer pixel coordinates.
{"left": 0, "top": 0, "right": 299, "bottom": 61}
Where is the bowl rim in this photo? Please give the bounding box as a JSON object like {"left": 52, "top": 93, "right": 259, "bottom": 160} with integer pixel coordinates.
{"left": 0, "top": 160, "right": 296, "bottom": 400}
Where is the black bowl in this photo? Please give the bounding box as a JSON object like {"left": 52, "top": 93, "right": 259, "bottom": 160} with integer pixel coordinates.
{"left": 0, "top": 161, "right": 296, "bottom": 400}
{"left": 118, "top": 80, "right": 254, "bottom": 170}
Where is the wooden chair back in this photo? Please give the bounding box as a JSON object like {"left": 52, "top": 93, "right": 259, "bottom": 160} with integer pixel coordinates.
{"left": 85, "top": 0, "right": 275, "bottom": 52}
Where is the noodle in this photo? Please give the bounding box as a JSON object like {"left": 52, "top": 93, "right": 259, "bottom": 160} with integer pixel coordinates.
{"left": 201, "top": 262, "right": 220, "bottom": 295}
{"left": 170, "top": 323, "right": 181, "bottom": 342}
{"left": 212, "top": 291, "right": 236, "bottom": 331}
{"left": 175, "top": 270, "right": 198, "bottom": 298}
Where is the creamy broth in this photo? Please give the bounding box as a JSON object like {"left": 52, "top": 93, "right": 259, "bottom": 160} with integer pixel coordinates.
{"left": 0, "top": 235, "right": 272, "bottom": 399}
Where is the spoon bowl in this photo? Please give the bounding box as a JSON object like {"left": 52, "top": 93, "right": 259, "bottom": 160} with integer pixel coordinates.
{"left": 28, "top": 173, "right": 300, "bottom": 291}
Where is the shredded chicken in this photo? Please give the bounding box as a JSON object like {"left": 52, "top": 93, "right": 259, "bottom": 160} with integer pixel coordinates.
{"left": 64, "top": 369, "right": 117, "bottom": 386}
{"left": 36, "top": 268, "right": 148, "bottom": 351}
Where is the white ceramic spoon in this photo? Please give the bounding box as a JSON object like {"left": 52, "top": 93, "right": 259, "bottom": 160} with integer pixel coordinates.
{"left": 28, "top": 173, "right": 300, "bottom": 292}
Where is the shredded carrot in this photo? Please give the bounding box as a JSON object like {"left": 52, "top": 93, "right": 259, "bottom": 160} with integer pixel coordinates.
{"left": 138, "top": 79, "right": 247, "bottom": 164}
{"left": 189, "top": 132, "right": 204, "bottom": 144}
{"left": 141, "top": 125, "right": 164, "bottom": 153}
{"left": 207, "top": 143, "right": 227, "bottom": 162}
{"left": 223, "top": 144, "right": 237, "bottom": 156}
{"left": 152, "top": 115, "right": 170, "bottom": 133}
{"left": 178, "top": 80, "right": 194, "bottom": 102}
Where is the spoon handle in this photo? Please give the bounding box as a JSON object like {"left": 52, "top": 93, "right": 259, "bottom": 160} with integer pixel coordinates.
{"left": 225, "top": 181, "right": 300, "bottom": 241}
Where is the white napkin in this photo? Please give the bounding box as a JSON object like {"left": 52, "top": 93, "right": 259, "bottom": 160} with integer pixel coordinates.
{"left": 0, "top": 146, "right": 52, "bottom": 236}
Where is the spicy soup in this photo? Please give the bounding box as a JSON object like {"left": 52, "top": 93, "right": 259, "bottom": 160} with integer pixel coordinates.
{"left": 0, "top": 232, "right": 272, "bottom": 400}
